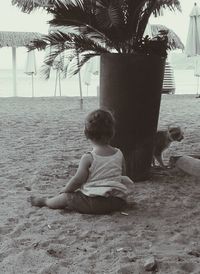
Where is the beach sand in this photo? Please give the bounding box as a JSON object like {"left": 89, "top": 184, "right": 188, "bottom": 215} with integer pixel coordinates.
{"left": 0, "top": 95, "right": 200, "bottom": 274}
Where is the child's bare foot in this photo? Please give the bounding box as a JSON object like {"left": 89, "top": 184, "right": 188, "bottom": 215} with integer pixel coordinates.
{"left": 30, "top": 196, "right": 46, "bottom": 207}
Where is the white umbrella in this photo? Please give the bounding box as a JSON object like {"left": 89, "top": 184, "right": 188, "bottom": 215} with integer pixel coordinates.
{"left": 83, "top": 56, "right": 99, "bottom": 96}
{"left": 83, "top": 63, "right": 91, "bottom": 96}
{"left": 185, "top": 2, "right": 200, "bottom": 97}
{"left": 25, "top": 50, "right": 37, "bottom": 97}
{"left": 185, "top": 3, "right": 200, "bottom": 57}
{"left": 54, "top": 65, "right": 62, "bottom": 96}
{"left": 194, "top": 55, "right": 200, "bottom": 96}
{"left": 52, "top": 52, "right": 63, "bottom": 97}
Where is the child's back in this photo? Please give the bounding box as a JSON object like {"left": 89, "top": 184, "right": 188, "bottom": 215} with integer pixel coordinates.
{"left": 80, "top": 147, "right": 128, "bottom": 198}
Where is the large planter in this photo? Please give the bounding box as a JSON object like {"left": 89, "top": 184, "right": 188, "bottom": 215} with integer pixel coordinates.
{"left": 100, "top": 53, "right": 166, "bottom": 181}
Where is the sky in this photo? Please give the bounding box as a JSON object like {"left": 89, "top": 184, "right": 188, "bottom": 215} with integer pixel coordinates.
{"left": 0, "top": 0, "right": 199, "bottom": 69}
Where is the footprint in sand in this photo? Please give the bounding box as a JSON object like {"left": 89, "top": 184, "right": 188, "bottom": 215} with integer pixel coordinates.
{"left": 0, "top": 217, "right": 19, "bottom": 236}
{"left": 39, "top": 263, "right": 71, "bottom": 274}
{"left": 179, "top": 262, "right": 196, "bottom": 273}
{"left": 0, "top": 225, "right": 14, "bottom": 236}
{"left": 170, "top": 232, "right": 189, "bottom": 244}
{"left": 46, "top": 244, "right": 67, "bottom": 259}
{"left": 8, "top": 222, "right": 32, "bottom": 238}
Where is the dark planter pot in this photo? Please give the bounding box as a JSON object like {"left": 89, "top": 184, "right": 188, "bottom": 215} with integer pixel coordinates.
{"left": 100, "top": 53, "right": 166, "bottom": 181}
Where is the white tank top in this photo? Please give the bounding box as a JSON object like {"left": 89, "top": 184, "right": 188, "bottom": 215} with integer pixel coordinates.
{"left": 80, "top": 148, "right": 130, "bottom": 199}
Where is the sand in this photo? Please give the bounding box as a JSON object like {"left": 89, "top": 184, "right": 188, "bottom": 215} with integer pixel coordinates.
{"left": 0, "top": 95, "right": 200, "bottom": 274}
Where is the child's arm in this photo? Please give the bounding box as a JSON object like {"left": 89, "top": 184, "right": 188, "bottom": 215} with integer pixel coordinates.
{"left": 62, "top": 153, "right": 92, "bottom": 193}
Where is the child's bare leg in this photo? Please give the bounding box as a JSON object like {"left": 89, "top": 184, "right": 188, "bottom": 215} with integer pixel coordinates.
{"left": 30, "top": 193, "right": 69, "bottom": 209}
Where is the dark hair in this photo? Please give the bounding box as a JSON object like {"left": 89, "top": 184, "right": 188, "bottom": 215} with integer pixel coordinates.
{"left": 84, "top": 109, "right": 115, "bottom": 145}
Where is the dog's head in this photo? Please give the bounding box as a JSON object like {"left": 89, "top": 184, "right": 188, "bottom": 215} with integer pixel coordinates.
{"left": 168, "top": 126, "right": 184, "bottom": 142}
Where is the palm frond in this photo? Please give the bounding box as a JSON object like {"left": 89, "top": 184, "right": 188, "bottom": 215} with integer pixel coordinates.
{"left": 95, "top": 0, "right": 124, "bottom": 28}
{"left": 44, "top": 46, "right": 66, "bottom": 67}
{"left": 49, "top": 0, "right": 89, "bottom": 25}
{"left": 12, "top": 0, "right": 53, "bottom": 13}
{"left": 13, "top": 0, "right": 182, "bottom": 75}
{"left": 124, "top": 0, "right": 148, "bottom": 41}
{"left": 49, "top": 0, "right": 130, "bottom": 48}
{"left": 41, "top": 50, "right": 71, "bottom": 79}
{"left": 135, "top": 33, "right": 169, "bottom": 57}
{"left": 67, "top": 53, "right": 98, "bottom": 76}
{"left": 72, "top": 33, "right": 111, "bottom": 53}
{"left": 28, "top": 39, "right": 48, "bottom": 51}
{"left": 151, "top": 24, "right": 184, "bottom": 50}
{"left": 153, "top": 0, "right": 181, "bottom": 16}
{"left": 140, "top": 0, "right": 181, "bottom": 41}
{"left": 136, "top": 0, "right": 158, "bottom": 40}
{"left": 40, "top": 64, "right": 52, "bottom": 80}
{"left": 29, "top": 29, "right": 110, "bottom": 52}
{"left": 33, "top": 30, "right": 110, "bottom": 78}
{"left": 62, "top": 62, "right": 70, "bottom": 78}
{"left": 117, "top": 0, "right": 181, "bottom": 40}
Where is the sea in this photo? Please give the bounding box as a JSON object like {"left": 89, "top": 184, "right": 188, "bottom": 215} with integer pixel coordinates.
{"left": 0, "top": 68, "right": 199, "bottom": 97}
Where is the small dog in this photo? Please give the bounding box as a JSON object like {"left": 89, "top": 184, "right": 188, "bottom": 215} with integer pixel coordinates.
{"left": 152, "top": 126, "right": 184, "bottom": 168}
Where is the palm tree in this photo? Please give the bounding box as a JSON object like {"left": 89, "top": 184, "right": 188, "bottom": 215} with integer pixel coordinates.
{"left": 13, "top": 0, "right": 182, "bottom": 181}
{"left": 13, "top": 0, "right": 181, "bottom": 77}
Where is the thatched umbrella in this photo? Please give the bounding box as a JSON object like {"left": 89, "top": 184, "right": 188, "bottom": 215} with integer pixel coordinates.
{"left": 0, "top": 31, "right": 41, "bottom": 96}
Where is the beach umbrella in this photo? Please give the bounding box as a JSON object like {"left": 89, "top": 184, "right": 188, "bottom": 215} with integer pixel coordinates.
{"left": 185, "top": 2, "right": 200, "bottom": 97}
{"left": 194, "top": 55, "right": 200, "bottom": 95}
{"left": 83, "top": 56, "right": 99, "bottom": 96}
{"left": 83, "top": 62, "right": 91, "bottom": 96}
{"left": 76, "top": 51, "right": 83, "bottom": 108}
{"left": 49, "top": 45, "right": 63, "bottom": 97}
{"left": 53, "top": 65, "right": 62, "bottom": 97}
{"left": 0, "top": 31, "right": 41, "bottom": 97}
{"left": 25, "top": 50, "right": 37, "bottom": 97}
{"left": 185, "top": 3, "right": 200, "bottom": 56}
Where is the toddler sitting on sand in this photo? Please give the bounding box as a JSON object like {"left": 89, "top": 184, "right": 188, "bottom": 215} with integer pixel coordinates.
{"left": 30, "top": 109, "right": 134, "bottom": 214}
